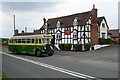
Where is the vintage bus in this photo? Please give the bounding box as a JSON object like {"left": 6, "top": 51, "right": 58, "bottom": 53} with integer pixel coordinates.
{"left": 8, "top": 34, "right": 54, "bottom": 56}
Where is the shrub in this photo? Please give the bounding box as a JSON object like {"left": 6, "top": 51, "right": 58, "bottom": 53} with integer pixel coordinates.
{"left": 74, "top": 44, "right": 82, "bottom": 51}
{"left": 99, "top": 38, "right": 111, "bottom": 44}
{"left": 64, "top": 43, "right": 71, "bottom": 51}
{"left": 59, "top": 44, "right": 65, "bottom": 50}
{"left": 111, "top": 40, "right": 119, "bottom": 44}
{"left": 84, "top": 44, "right": 91, "bottom": 51}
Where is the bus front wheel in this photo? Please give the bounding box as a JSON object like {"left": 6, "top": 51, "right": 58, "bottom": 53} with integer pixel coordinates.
{"left": 48, "top": 52, "right": 54, "bottom": 56}
{"left": 35, "top": 50, "right": 42, "bottom": 57}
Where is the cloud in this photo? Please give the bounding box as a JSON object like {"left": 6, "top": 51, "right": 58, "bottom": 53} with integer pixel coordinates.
{"left": 2, "top": 2, "right": 59, "bottom": 13}
{"left": 0, "top": 1, "right": 119, "bottom": 38}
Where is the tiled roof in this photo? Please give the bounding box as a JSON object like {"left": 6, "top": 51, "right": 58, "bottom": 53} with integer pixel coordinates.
{"left": 108, "top": 29, "right": 119, "bottom": 38}
{"left": 97, "top": 17, "right": 104, "bottom": 26}
{"left": 41, "top": 11, "right": 92, "bottom": 29}
{"left": 97, "top": 16, "right": 109, "bottom": 29}
{"left": 14, "top": 32, "right": 34, "bottom": 36}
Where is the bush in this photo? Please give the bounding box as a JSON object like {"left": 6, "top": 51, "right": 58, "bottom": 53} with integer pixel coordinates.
{"left": 64, "top": 43, "right": 71, "bottom": 51}
{"left": 99, "top": 38, "right": 111, "bottom": 44}
{"left": 111, "top": 40, "right": 119, "bottom": 44}
{"left": 59, "top": 44, "right": 65, "bottom": 50}
{"left": 74, "top": 44, "right": 82, "bottom": 51}
{"left": 59, "top": 43, "right": 71, "bottom": 51}
{"left": 84, "top": 44, "right": 91, "bottom": 51}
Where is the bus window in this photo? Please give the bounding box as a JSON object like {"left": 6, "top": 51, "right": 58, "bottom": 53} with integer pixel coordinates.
{"left": 27, "top": 39, "right": 30, "bottom": 43}
{"left": 42, "top": 39, "right": 47, "bottom": 44}
{"left": 47, "top": 39, "right": 50, "bottom": 44}
{"left": 22, "top": 39, "right": 25, "bottom": 43}
{"left": 11, "top": 39, "right": 13, "bottom": 43}
{"left": 32, "top": 39, "right": 34, "bottom": 43}
{"left": 9, "top": 39, "right": 11, "bottom": 43}
{"left": 18, "top": 39, "right": 21, "bottom": 43}
{"left": 36, "top": 39, "right": 38, "bottom": 43}
{"left": 13, "top": 39, "right": 17, "bottom": 43}
{"left": 39, "top": 39, "right": 41, "bottom": 43}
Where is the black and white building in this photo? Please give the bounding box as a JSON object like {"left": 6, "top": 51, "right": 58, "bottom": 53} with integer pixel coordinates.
{"left": 34, "top": 5, "right": 109, "bottom": 47}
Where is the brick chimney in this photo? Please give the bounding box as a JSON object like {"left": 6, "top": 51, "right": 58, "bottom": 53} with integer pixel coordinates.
{"left": 43, "top": 18, "right": 47, "bottom": 34}
{"left": 43, "top": 18, "right": 46, "bottom": 25}
{"left": 91, "top": 4, "right": 98, "bottom": 45}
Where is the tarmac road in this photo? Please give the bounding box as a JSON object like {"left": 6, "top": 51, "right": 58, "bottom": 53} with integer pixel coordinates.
{"left": 1, "top": 44, "right": 118, "bottom": 79}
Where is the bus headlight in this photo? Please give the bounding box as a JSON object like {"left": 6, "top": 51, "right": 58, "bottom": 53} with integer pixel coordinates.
{"left": 50, "top": 46, "right": 54, "bottom": 50}
{"left": 44, "top": 46, "right": 46, "bottom": 49}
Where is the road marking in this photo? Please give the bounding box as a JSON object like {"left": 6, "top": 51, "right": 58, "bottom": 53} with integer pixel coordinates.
{"left": 1, "top": 52, "right": 101, "bottom": 80}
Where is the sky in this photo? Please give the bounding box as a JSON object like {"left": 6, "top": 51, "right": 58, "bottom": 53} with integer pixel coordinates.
{"left": 0, "top": 0, "right": 119, "bottom": 38}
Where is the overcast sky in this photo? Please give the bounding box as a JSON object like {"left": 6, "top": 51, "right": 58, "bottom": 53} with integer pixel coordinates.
{"left": 0, "top": 0, "right": 119, "bottom": 38}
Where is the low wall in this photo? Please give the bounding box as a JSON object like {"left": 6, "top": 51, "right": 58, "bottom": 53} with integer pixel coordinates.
{"left": 93, "top": 44, "right": 110, "bottom": 50}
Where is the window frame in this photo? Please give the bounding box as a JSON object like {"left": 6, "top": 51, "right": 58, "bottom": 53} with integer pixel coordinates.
{"left": 56, "top": 32, "right": 62, "bottom": 40}
{"left": 73, "top": 30, "right": 78, "bottom": 40}
{"left": 102, "top": 23, "right": 105, "bottom": 28}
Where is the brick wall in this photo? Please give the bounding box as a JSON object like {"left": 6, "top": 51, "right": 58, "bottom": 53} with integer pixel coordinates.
{"left": 90, "top": 5, "right": 98, "bottom": 45}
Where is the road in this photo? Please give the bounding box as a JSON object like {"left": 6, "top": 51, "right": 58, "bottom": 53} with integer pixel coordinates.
{"left": 1, "top": 45, "right": 119, "bottom": 79}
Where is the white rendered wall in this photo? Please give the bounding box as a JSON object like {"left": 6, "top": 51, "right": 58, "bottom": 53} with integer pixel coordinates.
{"left": 100, "top": 19, "right": 108, "bottom": 39}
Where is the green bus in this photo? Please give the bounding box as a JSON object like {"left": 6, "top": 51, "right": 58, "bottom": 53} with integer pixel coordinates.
{"left": 8, "top": 34, "right": 54, "bottom": 56}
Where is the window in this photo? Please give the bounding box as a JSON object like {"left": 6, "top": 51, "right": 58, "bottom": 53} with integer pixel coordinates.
{"left": 36, "top": 39, "right": 38, "bottom": 43}
{"left": 39, "top": 39, "right": 41, "bottom": 43}
{"left": 73, "top": 18, "right": 78, "bottom": 26}
{"left": 32, "top": 39, "right": 34, "bottom": 43}
{"left": 14, "top": 39, "right": 18, "bottom": 43}
{"left": 11, "top": 39, "right": 17, "bottom": 43}
{"left": 56, "top": 33, "right": 61, "bottom": 40}
{"left": 27, "top": 39, "right": 30, "bottom": 43}
{"left": 22, "top": 39, "right": 25, "bottom": 43}
{"left": 73, "top": 31, "right": 77, "bottom": 39}
{"left": 47, "top": 39, "right": 50, "bottom": 44}
{"left": 18, "top": 39, "right": 21, "bottom": 43}
{"left": 102, "top": 33, "right": 105, "bottom": 39}
{"left": 42, "top": 39, "right": 47, "bottom": 43}
{"left": 9, "top": 39, "right": 13, "bottom": 43}
{"left": 56, "top": 21, "right": 60, "bottom": 27}
{"left": 102, "top": 23, "right": 105, "bottom": 28}
{"left": 11, "top": 39, "right": 13, "bottom": 43}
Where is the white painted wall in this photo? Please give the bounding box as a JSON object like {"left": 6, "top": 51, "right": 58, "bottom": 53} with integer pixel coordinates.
{"left": 94, "top": 44, "right": 109, "bottom": 50}
{"left": 99, "top": 19, "right": 108, "bottom": 39}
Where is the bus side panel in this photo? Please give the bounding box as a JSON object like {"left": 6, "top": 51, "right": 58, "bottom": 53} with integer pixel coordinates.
{"left": 24, "top": 45, "right": 35, "bottom": 54}
{"left": 24, "top": 45, "right": 45, "bottom": 54}
{"left": 8, "top": 45, "right": 23, "bottom": 53}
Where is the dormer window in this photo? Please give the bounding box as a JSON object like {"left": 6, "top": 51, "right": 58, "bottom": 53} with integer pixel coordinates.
{"left": 56, "top": 21, "right": 60, "bottom": 27}
{"left": 73, "top": 18, "right": 78, "bottom": 26}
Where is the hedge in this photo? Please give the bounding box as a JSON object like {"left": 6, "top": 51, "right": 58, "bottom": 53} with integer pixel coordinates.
{"left": 74, "top": 44, "right": 82, "bottom": 51}
{"left": 64, "top": 44, "right": 71, "bottom": 51}
{"left": 99, "top": 38, "right": 111, "bottom": 44}
{"left": 111, "top": 40, "right": 119, "bottom": 44}
{"left": 59, "top": 44, "right": 65, "bottom": 50}
{"left": 84, "top": 44, "right": 91, "bottom": 51}
{"left": 59, "top": 43, "right": 71, "bottom": 51}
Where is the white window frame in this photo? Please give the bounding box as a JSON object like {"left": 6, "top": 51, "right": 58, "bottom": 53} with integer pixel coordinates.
{"left": 56, "top": 21, "right": 60, "bottom": 27}
{"left": 102, "top": 23, "right": 105, "bottom": 28}
{"left": 73, "top": 30, "right": 77, "bottom": 40}
{"left": 73, "top": 18, "right": 78, "bottom": 26}
{"left": 56, "top": 32, "right": 61, "bottom": 40}
{"left": 102, "top": 33, "right": 106, "bottom": 39}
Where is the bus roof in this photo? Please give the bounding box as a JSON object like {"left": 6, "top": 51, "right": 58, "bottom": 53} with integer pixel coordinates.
{"left": 10, "top": 34, "right": 53, "bottom": 39}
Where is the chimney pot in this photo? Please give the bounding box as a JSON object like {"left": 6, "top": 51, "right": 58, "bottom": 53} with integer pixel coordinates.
{"left": 43, "top": 18, "right": 46, "bottom": 25}
{"left": 93, "top": 4, "right": 95, "bottom": 9}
